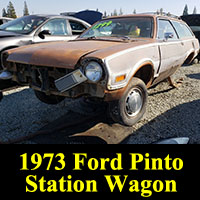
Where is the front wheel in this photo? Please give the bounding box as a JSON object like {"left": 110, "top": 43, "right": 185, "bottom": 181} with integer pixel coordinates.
{"left": 34, "top": 90, "right": 65, "bottom": 105}
{"left": 109, "top": 77, "right": 148, "bottom": 126}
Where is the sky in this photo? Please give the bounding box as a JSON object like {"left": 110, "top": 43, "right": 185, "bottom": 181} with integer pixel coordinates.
{"left": 0, "top": 0, "right": 200, "bottom": 17}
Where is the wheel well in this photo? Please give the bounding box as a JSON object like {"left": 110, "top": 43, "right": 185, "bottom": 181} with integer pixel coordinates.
{"left": 0, "top": 46, "right": 19, "bottom": 54}
{"left": 134, "top": 65, "right": 154, "bottom": 87}
{"left": 0, "top": 46, "right": 18, "bottom": 59}
{"left": 184, "top": 52, "right": 195, "bottom": 65}
{"left": 0, "top": 46, "right": 19, "bottom": 68}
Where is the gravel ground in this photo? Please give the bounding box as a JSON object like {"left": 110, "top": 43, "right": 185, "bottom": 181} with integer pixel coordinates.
{"left": 0, "top": 64, "right": 199, "bottom": 144}
{"left": 124, "top": 64, "right": 200, "bottom": 144}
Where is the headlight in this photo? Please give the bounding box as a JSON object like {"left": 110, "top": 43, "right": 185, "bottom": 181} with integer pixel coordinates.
{"left": 85, "top": 61, "right": 103, "bottom": 83}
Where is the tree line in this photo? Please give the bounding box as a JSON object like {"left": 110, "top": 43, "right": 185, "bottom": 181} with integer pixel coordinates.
{"left": 102, "top": 8, "right": 168, "bottom": 17}
{"left": 102, "top": 5, "right": 198, "bottom": 18}
{"left": 2, "top": 1, "right": 29, "bottom": 18}
{"left": 102, "top": 8, "right": 136, "bottom": 18}
{"left": 183, "top": 4, "right": 197, "bottom": 15}
{"left": 2, "top": 2, "right": 198, "bottom": 19}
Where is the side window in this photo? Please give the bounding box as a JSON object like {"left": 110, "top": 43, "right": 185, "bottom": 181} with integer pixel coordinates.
{"left": 41, "top": 18, "right": 68, "bottom": 36}
{"left": 69, "top": 21, "right": 87, "bottom": 35}
{"left": 158, "top": 19, "right": 178, "bottom": 40}
{"left": 172, "top": 21, "right": 193, "bottom": 38}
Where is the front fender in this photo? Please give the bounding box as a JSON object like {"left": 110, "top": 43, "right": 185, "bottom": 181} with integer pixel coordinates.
{"left": 104, "top": 58, "right": 156, "bottom": 91}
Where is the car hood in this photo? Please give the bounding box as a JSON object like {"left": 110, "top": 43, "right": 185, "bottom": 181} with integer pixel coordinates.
{"left": 6, "top": 39, "right": 153, "bottom": 69}
{"left": 0, "top": 30, "right": 21, "bottom": 38}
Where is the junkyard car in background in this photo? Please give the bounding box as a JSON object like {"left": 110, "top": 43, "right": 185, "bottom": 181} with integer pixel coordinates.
{"left": 0, "top": 14, "right": 90, "bottom": 70}
{"left": 61, "top": 10, "right": 103, "bottom": 25}
{"left": 181, "top": 14, "right": 200, "bottom": 61}
{"left": 0, "top": 17, "right": 13, "bottom": 25}
{"left": 1, "top": 14, "right": 199, "bottom": 126}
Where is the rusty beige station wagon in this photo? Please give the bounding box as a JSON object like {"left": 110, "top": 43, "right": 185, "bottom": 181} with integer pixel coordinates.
{"left": 1, "top": 14, "right": 199, "bottom": 126}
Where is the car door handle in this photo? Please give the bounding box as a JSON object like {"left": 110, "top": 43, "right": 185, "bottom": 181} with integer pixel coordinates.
{"left": 181, "top": 42, "right": 184, "bottom": 46}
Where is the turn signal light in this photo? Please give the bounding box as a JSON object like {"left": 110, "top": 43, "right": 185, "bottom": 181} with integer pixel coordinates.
{"left": 115, "top": 75, "right": 126, "bottom": 83}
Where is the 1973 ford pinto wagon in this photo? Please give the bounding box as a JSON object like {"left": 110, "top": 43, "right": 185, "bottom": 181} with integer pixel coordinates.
{"left": 1, "top": 14, "right": 199, "bottom": 126}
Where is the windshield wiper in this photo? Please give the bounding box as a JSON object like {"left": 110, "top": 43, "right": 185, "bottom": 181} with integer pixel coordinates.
{"left": 77, "top": 36, "right": 133, "bottom": 43}
{"left": 111, "top": 35, "right": 132, "bottom": 41}
{"left": 86, "top": 36, "right": 128, "bottom": 42}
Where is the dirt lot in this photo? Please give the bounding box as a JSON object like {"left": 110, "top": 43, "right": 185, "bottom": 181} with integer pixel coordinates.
{"left": 0, "top": 63, "right": 199, "bottom": 144}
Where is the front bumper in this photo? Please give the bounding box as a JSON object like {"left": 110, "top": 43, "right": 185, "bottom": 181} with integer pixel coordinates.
{"left": 1, "top": 61, "right": 127, "bottom": 101}
{"left": 4, "top": 63, "right": 107, "bottom": 99}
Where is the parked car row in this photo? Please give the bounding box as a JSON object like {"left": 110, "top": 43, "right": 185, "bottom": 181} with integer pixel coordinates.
{"left": 0, "top": 13, "right": 199, "bottom": 127}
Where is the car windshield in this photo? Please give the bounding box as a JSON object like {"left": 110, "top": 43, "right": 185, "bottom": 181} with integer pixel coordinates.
{"left": 0, "top": 15, "right": 47, "bottom": 34}
{"left": 80, "top": 17, "right": 153, "bottom": 39}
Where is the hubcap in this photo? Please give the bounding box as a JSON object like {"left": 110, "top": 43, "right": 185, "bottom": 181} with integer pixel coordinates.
{"left": 125, "top": 88, "right": 143, "bottom": 117}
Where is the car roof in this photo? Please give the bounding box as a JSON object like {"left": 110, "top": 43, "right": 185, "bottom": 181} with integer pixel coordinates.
{"left": 32, "top": 14, "right": 74, "bottom": 18}
{"left": 24, "top": 14, "right": 91, "bottom": 26}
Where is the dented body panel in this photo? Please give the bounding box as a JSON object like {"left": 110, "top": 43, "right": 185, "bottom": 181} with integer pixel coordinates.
{"left": 2, "top": 14, "right": 200, "bottom": 101}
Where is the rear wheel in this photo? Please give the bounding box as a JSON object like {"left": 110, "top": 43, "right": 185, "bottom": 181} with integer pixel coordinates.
{"left": 34, "top": 90, "right": 65, "bottom": 105}
{"left": 109, "top": 77, "right": 148, "bottom": 126}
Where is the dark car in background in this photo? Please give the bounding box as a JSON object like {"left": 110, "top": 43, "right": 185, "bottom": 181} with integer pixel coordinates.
{"left": 181, "top": 14, "right": 200, "bottom": 61}
{"left": 61, "top": 10, "right": 103, "bottom": 25}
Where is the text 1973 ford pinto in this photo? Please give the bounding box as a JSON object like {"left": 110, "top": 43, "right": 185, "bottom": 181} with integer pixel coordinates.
{"left": 0, "top": 14, "right": 199, "bottom": 126}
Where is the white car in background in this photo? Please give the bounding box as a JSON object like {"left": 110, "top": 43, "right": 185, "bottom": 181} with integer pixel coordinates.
{"left": 0, "top": 14, "right": 91, "bottom": 70}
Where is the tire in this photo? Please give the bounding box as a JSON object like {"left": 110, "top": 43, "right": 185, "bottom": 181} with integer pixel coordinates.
{"left": 109, "top": 77, "right": 148, "bottom": 126}
{"left": 34, "top": 90, "right": 65, "bottom": 105}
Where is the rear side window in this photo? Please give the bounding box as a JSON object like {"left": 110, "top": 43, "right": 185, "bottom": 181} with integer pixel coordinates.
{"left": 172, "top": 21, "right": 193, "bottom": 38}
{"left": 69, "top": 21, "right": 87, "bottom": 35}
{"left": 158, "top": 19, "right": 178, "bottom": 40}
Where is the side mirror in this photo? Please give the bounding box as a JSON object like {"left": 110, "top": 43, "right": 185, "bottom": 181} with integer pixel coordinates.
{"left": 38, "top": 30, "right": 51, "bottom": 39}
{"left": 164, "top": 32, "right": 174, "bottom": 40}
